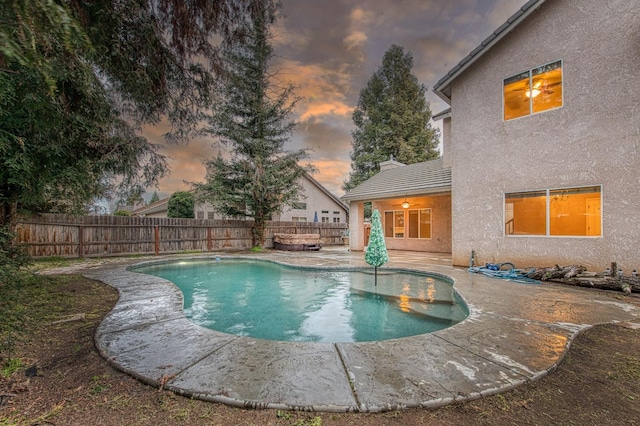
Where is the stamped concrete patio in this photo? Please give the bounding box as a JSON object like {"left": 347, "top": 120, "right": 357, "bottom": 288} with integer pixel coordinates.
{"left": 82, "top": 248, "right": 639, "bottom": 412}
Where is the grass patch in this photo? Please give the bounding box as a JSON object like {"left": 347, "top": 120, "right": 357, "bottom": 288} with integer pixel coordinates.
{"left": 1, "top": 357, "right": 23, "bottom": 378}
{"left": 0, "top": 271, "right": 73, "bottom": 360}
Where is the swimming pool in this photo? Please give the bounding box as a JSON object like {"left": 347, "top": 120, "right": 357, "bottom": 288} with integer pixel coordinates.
{"left": 132, "top": 258, "right": 468, "bottom": 342}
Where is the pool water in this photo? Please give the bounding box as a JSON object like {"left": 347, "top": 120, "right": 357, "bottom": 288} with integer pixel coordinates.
{"left": 132, "top": 259, "right": 468, "bottom": 343}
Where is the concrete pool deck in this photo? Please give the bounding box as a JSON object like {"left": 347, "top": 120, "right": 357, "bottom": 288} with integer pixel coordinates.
{"left": 76, "top": 248, "right": 639, "bottom": 412}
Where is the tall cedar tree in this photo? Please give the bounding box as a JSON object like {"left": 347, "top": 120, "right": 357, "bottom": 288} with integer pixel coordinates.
{"left": 194, "top": 0, "right": 311, "bottom": 248}
{"left": 0, "top": 0, "right": 245, "bottom": 225}
{"left": 343, "top": 45, "right": 440, "bottom": 191}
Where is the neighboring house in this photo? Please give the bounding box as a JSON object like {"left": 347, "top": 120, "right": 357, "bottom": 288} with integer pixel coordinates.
{"left": 343, "top": 0, "right": 639, "bottom": 271}
{"left": 133, "top": 173, "right": 349, "bottom": 223}
{"left": 132, "top": 194, "right": 222, "bottom": 219}
{"left": 271, "top": 174, "right": 349, "bottom": 223}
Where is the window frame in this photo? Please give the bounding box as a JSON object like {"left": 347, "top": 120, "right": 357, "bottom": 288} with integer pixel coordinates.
{"left": 292, "top": 202, "right": 307, "bottom": 210}
{"left": 384, "top": 209, "right": 433, "bottom": 239}
{"left": 384, "top": 210, "right": 405, "bottom": 238}
{"left": 504, "top": 185, "right": 602, "bottom": 238}
{"left": 407, "top": 208, "right": 432, "bottom": 239}
{"left": 503, "top": 59, "right": 564, "bottom": 122}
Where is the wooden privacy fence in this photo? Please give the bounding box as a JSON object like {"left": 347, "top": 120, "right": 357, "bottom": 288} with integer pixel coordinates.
{"left": 15, "top": 214, "right": 348, "bottom": 258}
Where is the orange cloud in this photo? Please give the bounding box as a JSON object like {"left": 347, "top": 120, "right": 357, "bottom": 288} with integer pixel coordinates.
{"left": 305, "top": 158, "right": 351, "bottom": 196}
{"left": 275, "top": 59, "right": 354, "bottom": 122}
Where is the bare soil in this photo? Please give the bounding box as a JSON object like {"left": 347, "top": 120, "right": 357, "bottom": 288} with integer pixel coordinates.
{"left": 1, "top": 274, "right": 639, "bottom": 426}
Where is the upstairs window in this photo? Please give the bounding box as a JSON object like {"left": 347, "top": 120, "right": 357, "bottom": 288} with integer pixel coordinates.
{"left": 503, "top": 60, "right": 563, "bottom": 121}
{"left": 292, "top": 202, "right": 307, "bottom": 210}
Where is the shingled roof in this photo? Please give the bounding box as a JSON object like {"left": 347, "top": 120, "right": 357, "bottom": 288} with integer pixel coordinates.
{"left": 341, "top": 158, "right": 451, "bottom": 203}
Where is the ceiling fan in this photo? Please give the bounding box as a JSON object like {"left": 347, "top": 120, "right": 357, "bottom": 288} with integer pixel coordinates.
{"left": 513, "top": 80, "right": 561, "bottom": 99}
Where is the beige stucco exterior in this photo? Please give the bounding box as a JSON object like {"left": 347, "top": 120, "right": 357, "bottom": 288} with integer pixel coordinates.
{"left": 373, "top": 195, "right": 451, "bottom": 252}
{"left": 272, "top": 175, "right": 348, "bottom": 223}
{"left": 445, "top": 0, "right": 639, "bottom": 271}
{"left": 346, "top": 193, "right": 451, "bottom": 253}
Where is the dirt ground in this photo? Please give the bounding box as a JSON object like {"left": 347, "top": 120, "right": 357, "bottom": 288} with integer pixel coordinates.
{"left": 1, "top": 274, "right": 639, "bottom": 426}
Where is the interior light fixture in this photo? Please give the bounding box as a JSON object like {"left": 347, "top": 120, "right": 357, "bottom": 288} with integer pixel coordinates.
{"left": 525, "top": 88, "right": 541, "bottom": 98}
{"left": 402, "top": 198, "right": 410, "bottom": 209}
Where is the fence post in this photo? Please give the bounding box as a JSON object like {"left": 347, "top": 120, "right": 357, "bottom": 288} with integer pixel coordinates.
{"left": 154, "top": 225, "right": 159, "bottom": 255}
{"left": 78, "top": 225, "right": 84, "bottom": 258}
{"left": 207, "top": 227, "right": 212, "bottom": 252}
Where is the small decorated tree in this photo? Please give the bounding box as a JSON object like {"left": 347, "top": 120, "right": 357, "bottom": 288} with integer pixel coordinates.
{"left": 365, "top": 209, "right": 389, "bottom": 286}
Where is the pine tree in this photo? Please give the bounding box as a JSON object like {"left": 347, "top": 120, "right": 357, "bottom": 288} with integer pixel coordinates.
{"left": 194, "top": 0, "right": 312, "bottom": 248}
{"left": 149, "top": 191, "right": 160, "bottom": 204}
{"left": 343, "top": 45, "right": 440, "bottom": 191}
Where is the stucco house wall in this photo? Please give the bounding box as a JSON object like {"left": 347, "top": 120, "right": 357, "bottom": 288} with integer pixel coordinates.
{"left": 272, "top": 176, "right": 348, "bottom": 223}
{"left": 447, "top": 0, "right": 639, "bottom": 271}
{"left": 372, "top": 194, "right": 451, "bottom": 252}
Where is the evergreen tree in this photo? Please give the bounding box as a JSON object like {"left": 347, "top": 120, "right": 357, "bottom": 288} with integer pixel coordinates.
{"left": 194, "top": 0, "right": 312, "bottom": 248}
{"left": 149, "top": 191, "right": 160, "bottom": 204}
{"left": 343, "top": 45, "right": 440, "bottom": 191}
{"left": 167, "top": 191, "right": 195, "bottom": 219}
{"left": 0, "top": 0, "right": 245, "bottom": 225}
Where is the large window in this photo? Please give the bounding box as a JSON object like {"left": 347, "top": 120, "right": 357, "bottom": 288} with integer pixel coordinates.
{"left": 385, "top": 209, "right": 432, "bottom": 239}
{"left": 408, "top": 209, "right": 432, "bottom": 239}
{"left": 505, "top": 186, "right": 601, "bottom": 237}
{"left": 503, "top": 60, "right": 563, "bottom": 121}
{"left": 384, "top": 211, "right": 404, "bottom": 238}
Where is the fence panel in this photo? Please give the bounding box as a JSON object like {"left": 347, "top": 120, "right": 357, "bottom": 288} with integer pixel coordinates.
{"left": 14, "top": 214, "right": 348, "bottom": 258}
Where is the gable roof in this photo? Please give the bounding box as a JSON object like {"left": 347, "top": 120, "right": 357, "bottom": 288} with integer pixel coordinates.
{"left": 433, "top": 0, "right": 547, "bottom": 104}
{"left": 304, "top": 173, "right": 349, "bottom": 212}
{"left": 132, "top": 196, "right": 171, "bottom": 216}
{"left": 341, "top": 158, "right": 451, "bottom": 203}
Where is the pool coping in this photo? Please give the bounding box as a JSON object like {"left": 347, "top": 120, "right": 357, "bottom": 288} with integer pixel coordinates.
{"left": 83, "top": 250, "right": 640, "bottom": 412}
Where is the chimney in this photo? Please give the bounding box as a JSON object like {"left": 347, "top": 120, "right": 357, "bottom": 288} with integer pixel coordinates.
{"left": 379, "top": 154, "right": 405, "bottom": 171}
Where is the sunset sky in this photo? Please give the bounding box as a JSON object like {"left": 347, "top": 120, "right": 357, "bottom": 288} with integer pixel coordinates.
{"left": 146, "top": 0, "right": 528, "bottom": 201}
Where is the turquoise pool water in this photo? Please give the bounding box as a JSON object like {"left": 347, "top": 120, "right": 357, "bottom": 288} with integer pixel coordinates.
{"left": 132, "top": 259, "right": 468, "bottom": 343}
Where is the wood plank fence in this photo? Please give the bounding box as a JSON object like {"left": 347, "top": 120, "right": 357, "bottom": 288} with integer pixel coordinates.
{"left": 14, "top": 214, "right": 348, "bottom": 258}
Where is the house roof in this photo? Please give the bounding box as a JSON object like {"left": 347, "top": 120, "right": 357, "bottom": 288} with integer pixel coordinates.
{"left": 432, "top": 0, "right": 547, "bottom": 104}
{"left": 341, "top": 158, "right": 451, "bottom": 203}
{"left": 131, "top": 197, "right": 171, "bottom": 215}
{"left": 304, "top": 173, "right": 349, "bottom": 212}
{"left": 432, "top": 107, "right": 451, "bottom": 121}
